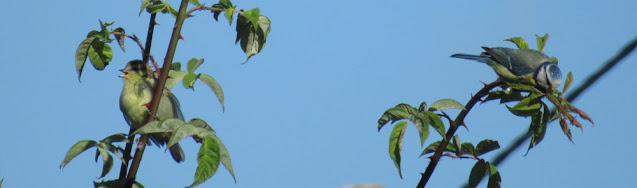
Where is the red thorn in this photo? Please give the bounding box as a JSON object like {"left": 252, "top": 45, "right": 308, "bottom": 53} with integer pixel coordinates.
{"left": 460, "top": 122, "right": 469, "bottom": 131}
{"left": 179, "top": 33, "right": 185, "bottom": 42}
{"left": 154, "top": 21, "right": 160, "bottom": 25}
{"left": 480, "top": 81, "right": 488, "bottom": 86}
{"left": 142, "top": 102, "right": 151, "bottom": 108}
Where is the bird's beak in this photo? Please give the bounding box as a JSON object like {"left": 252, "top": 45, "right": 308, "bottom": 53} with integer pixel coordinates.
{"left": 119, "top": 69, "right": 128, "bottom": 78}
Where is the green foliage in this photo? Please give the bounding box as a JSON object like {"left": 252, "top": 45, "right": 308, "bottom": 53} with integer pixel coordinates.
{"left": 468, "top": 159, "right": 501, "bottom": 188}
{"left": 378, "top": 99, "right": 466, "bottom": 177}
{"left": 59, "top": 133, "right": 129, "bottom": 178}
{"left": 421, "top": 138, "right": 499, "bottom": 159}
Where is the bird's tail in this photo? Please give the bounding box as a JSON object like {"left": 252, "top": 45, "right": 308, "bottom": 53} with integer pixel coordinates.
{"left": 169, "top": 143, "right": 186, "bottom": 163}
{"left": 450, "top": 54, "right": 488, "bottom": 63}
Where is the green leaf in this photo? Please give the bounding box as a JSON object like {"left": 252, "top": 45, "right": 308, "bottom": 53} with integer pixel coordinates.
{"left": 536, "top": 33, "right": 549, "bottom": 52}
{"left": 206, "top": 133, "right": 236, "bottom": 182}
{"left": 60, "top": 140, "right": 98, "bottom": 169}
{"left": 211, "top": 3, "right": 223, "bottom": 21}
{"left": 418, "top": 101, "right": 427, "bottom": 112}
{"left": 393, "top": 103, "right": 417, "bottom": 114}
{"left": 242, "top": 8, "right": 261, "bottom": 30}
{"left": 99, "top": 142, "right": 126, "bottom": 165}
{"left": 412, "top": 113, "right": 429, "bottom": 147}
{"left": 100, "top": 133, "right": 129, "bottom": 144}
{"left": 420, "top": 141, "right": 441, "bottom": 156}
{"left": 219, "top": 0, "right": 233, "bottom": 8}
{"left": 97, "top": 147, "right": 113, "bottom": 178}
{"left": 504, "top": 37, "right": 529, "bottom": 49}
{"left": 166, "top": 70, "right": 188, "bottom": 90}
{"left": 487, "top": 162, "right": 501, "bottom": 188}
{"left": 189, "top": 136, "right": 221, "bottom": 187}
{"left": 468, "top": 159, "right": 487, "bottom": 188}
{"left": 475, "top": 139, "right": 500, "bottom": 157}
{"left": 506, "top": 96, "right": 541, "bottom": 117}
{"left": 182, "top": 72, "right": 199, "bottom": 89}
{"left": 483, "top": 90, "right": 524, "bottom": 104}
{"left": 388, "top": 121, "right": 407, "bottom": 179}
{"left": 167, "top": 123, "right": 200, "bottom": 149}
{"left": 146, "top": 3, "right": 166, "bottom": 14}
{"left": 187, "top": 58, "right": 204, "bottom": 73}
{"left": 563, "top": 72, "right": 573, "bottom": 93}
{"left": 452, "top": 135, "right": 462, "bottom": 156}
{"left": 87, "top": 41, "right": 113, "bottom": 70}
{"left": 189, "top": 118, "right": 215, "bottom": 132}
{"left": 224, "top": 6, "right": 235, "bottom": 26}
{"left": 235, "top": 12, "right": 270, "bottom": 63}
{"left": 199, "top": 74, "right": 226, "bottom": 112}
{"left": 134, "top": 119, "right": 186, "bottom": 135}
{"left": 139, "top": 0, "right": 150, "bottom": 15}
{"left": 425, "top": 111, "right": 446, "bottom": 139}
{"left": 428, "top": 98, "right": 465, "bottom": 111}
{"left": 377, "top": 107, "right": 410, "bottom": 131}
{"left": 112, "top": 27, "right": 126, "bottom": 52}
{"left": 189, "top": 0, "right": 201, "bottom": 6}
{"left": 75, "top": 36, "right": 97, "bottom": 82}
{"left": 461, "top": 142, "right": 476, "bottom": 156}
{"left": 527, "top": 103, "right": 550, "bottom": 153}
{"left": 171, "top": 62, "right": 182, "bottom": 71}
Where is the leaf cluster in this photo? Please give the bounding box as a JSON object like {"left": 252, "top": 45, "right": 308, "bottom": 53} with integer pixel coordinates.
{"left": 377, "top": 99, "right": 465, "bottom": 178}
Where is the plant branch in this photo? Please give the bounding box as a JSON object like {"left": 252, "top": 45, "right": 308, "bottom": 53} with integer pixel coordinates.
{"left": 124, "top": 0, "right": 190, "bottom": 187}
{"left": 186, "top": 5, "right": 244, "bottom": 17}
{"left": 117, "top": 12, "right": 158, "bottom": 180}
{"left": 417, "top": 79, "right": 504, "bottom": 188}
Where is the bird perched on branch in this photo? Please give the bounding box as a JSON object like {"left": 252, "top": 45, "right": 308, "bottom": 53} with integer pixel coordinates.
{"left": 451, "top": 47, "right": 562, "bottom": 92}
{"left": 119, "top": 60, "right": 185, "bottom": 162}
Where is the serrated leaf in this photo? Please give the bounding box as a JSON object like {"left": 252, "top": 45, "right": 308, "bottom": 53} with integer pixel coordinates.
{"left": 189, "top": 137, "right": 221, "bottom": 187}
{"left": 113, "top": 27, "right": 126, "bottom": 52}
{"left": 211, "top": 4, "right": 223, "bottom": 21}
{"left": 97, "top": 147, "right": 113, "bottom": 178}
{"left": 189, "top": 118, "right": 215, "bottom": 132}
{"left": 412, "top": 114, "right": 429, "bottom": 147}
{"left": 167, "top": 4, "right": 178, "bottom": 17}
{"left": 563, "top": 72, "right": 573, "bottom": 93}
{"left": 87, "top": 41, "right": 113, "bottom": 70}
{"left": 483, "top": 90, "right": 524, "bottom": 104}
{"left": 206, "top": 133, "right": 236, "bottom": 182}
{"left": 167, "top": 123, "right": 199, "bottom": 149}
{"left": 487, "top": 163, "right": 501, "bottom": 188}
{"left": 139, "top": 0, "right": 150, "bottom": 15}
{"left": 166, "top": 70, "right": 188, "bottom": 90}
{"left": 224, "top": 6, "right": 235, "bottom": 26}
{"left": 559, "top": 116, "right": 573, "bottom": 143}
{"left": 377, "top": 107, "right": 410, "bottom": 131}
{"left": 235, "top": 11, "right": 270, "bottom": 63}
{"left": 60, "top": 140, "right": 98, "bottom": 169}
{"left": 199, "top": 74, "right": 225, "bottom": 112}
{"left": 505, "top": 37, "right": 529, "bottom": 49}
{"left": 187, "top": 58, "right": 204, "bottom": 73}
{"left": 242, "top": 8, "right": 260, "bottom": 30}
{"left": 475, "top": 139, "right": 500, "bottom": 157}
{"left": 429, "top": 98, "right": 465, "bottom": 111}
{"left": 536, "top": 33, "right": 549, "bottom": 52}
{"left": 393, "top": 103, "right": 417, "bottom": 114}
{"left": 75, "top": 36, "right": 98, "bottom": 82}
{"left": 182, "top": 72, "right": 199, "bottom": 89}
{"left": 506, "top": 97, "right": 541, "bottom": 117}
{"left": 425, "top": 111, "right": 446, "bottom": 139}
{"left": 468, "top": 159, "right": 487, "bottom": 188}
{"left": 388, "top": 121, "right": 407, "bottom": 179}
{"left": 133, "top": 119, "right": 185, "bottom": 135}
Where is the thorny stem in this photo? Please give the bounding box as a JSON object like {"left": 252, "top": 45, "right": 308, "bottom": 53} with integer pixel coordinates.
{"left": 124, "top": 0, "right": 190, "bottom": 187}
{"left": 416, "top": 79, "right": 504, "bottom": 188}
{"left": 186, "top": 5, "right": 244, "bottom": 17}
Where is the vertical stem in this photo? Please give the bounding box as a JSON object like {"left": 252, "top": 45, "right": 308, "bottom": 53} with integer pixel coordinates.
{"left": 119, "top": 12, "right": 158, "bottom": 180}
{"left": 124, "top": 0, "right": 190, "bottom": 187}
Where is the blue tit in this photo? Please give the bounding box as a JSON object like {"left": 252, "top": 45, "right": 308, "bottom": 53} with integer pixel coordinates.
{"left": 119, "top": 60, "right": 185, "bottom": 162}
{"left": 451, "top": 47, "right": 562, "bottom": 92}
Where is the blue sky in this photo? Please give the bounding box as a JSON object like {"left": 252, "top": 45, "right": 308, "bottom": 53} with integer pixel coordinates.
{"left": 2, "top": 0, "right": 637, "bottom": 187}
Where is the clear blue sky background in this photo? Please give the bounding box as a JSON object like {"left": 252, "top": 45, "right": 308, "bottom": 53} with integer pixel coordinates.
{"left": 2, "top": 0, "right": 636, "bottom": 187}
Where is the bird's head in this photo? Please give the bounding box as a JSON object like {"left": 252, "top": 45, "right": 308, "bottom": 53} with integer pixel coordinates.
{"left": 534, "top": 62, "right": 562, "bottom": 92}
{"left": 119, "top": 60, "right": 148, "bottom": 79}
